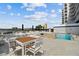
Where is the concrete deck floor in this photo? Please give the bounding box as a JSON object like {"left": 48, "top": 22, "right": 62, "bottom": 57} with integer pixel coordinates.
{"left": 42, "top": 38, "right": 79, "bottom": 56}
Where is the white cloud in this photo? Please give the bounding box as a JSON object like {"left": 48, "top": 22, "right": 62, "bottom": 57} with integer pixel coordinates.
{"left": 21, "top": 3, "right": 28, "bottom": 9}
{"left": 26, "top": 8, "right": 35, "bottom": 11}
{"left": 51, "top": 13, "right": 57, "bottom": 18}
{"left": 17, "top": 13, "right": 21, "bottom": 16}
{"left": 22, "top": 3, "right": 47, "bottom": 8}
{"left": 24, "top": 11, "right": 48, "bottom": 21}
{"left": 30, "top": 3, "right": 47, "bottom": 8}
{"left": 21, "top": 3, "right": 47, "bottom": 11}
{"left": 6, "top": 5, "right": 12, "bottom": 10}
{"left": 24, "top": 15, "right": 41, "bottom": 20}
{"left": 24, "top": 15, "right": 30, "bottom": 18}
{"left": 50, "top": 19, "right": 62, "bottom": 24}
{"left": 58, "top": 3, "right": 63, "bottom": 6}
{"left": 51, "top": 9, "right": 56, "bottom": 13}
{"left": 34, "top": 12, "right": 48, "bottom": 19}
{"left": 58, "top": 9, "right": 62, "bottom": 13}
{"left": 42, "top": 18, "right": 48, "bottom": 23}
{"left": 51, "top": 9, "right": 57, "bottom": 18}
{"left": 35, "top": 12, "right": 47, "bottom": 17}
{"left": 10, "top": 13, "right": 14, "bottom": 16}
{"left": 22, "top": 3, "right": 28, "bottom": 7}
{"left": 21, "top": 3, "right": 34, "bottom": 11}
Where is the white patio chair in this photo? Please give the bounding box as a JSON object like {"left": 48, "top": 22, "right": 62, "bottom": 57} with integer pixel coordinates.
{"left": 25, "top": 39, "right": 44, "bottom": 56}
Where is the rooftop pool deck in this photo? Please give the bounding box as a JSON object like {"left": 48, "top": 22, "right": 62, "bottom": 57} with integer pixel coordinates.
{"left": 41, "top": 38, "right": 79, "bottom": 56}
{"left": 0, "top": 32, "right": 79, "bottom": 56}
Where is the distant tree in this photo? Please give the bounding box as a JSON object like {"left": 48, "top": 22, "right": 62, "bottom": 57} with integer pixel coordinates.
{"left": 12, "top": 27, "right": 18, "bottom": 30}
{"left": 35, "top": 25, "right": 43, "bottom": 30}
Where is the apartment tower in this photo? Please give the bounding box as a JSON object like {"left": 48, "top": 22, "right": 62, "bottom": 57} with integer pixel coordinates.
{"left": 68, "top": 3, "right": 79, "bottom": 23}
{"left": 62, "top": 3, "right": 79, "bottom": 24}
{"left": 62, "top": 3, "right": 70, "bottom": 24}
{"left": 22, "top": 24, "right": 24, "bottom": 30}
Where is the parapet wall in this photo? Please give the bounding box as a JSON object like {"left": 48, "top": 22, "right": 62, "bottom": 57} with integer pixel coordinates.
{"left": 54, "top": 24, "right": 79, "bottom": 35}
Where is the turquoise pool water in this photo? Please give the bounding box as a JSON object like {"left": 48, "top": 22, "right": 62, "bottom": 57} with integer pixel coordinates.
{"left": 55, "top": 33, "right": 72, "bottom": 40}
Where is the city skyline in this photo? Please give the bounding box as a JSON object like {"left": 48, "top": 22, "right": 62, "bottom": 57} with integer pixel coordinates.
{"left": 0, "top": 3, "right": 63, "bottom": 28}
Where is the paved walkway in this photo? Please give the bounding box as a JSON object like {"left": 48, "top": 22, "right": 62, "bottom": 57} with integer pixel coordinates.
{"left": 42, "top": 38, "right": 79, "bottom": 56}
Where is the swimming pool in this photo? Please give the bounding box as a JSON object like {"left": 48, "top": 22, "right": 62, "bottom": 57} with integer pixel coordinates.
{"left": 55, "top": 33, "right": 72, "bottom": 40}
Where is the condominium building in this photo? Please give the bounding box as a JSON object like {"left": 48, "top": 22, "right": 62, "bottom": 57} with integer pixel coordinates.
{"left": 54, "top": 3, "right": 79, "bottom": 40}
{"left": 62, "top": 3, "right": 79, "bottom": 24}
{"left": 43, "top": 24, "right": 47, "bottom": 29}
{"left": 62, "top": 3, "right": 70, "bottom": 24}
{"left": 68, "top": 3, "right": 79, "bottom": 23}
{"left": 62, "top": 10, "right": 64, "bottom": 24}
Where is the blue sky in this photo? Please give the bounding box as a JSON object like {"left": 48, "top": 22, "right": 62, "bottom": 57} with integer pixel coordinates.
{"left": 0, "top": 3, "right": 63, "bottom": 28}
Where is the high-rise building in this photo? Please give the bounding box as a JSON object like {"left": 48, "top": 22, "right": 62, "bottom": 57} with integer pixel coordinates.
{"left": 22, "top": 24, "right": 24, "bottom": 30}
{"left": 42, "top": 24, "right": 47, "bottom": 29}
{"left": 62, "top": 10, "right": 64, "bottom": 24}
{"left": 68, "top": 3, "right": 79, "bottom": 23}
{"left": 62, "top": 3, "right": 70, "bottom": 24}
{"left": 32, "top": 25, "right": 34, "bottom": 30}
{"left": 54, "top": 3, "right": 79, "bottom": 40}
{"left": 62, "top": 3, "right": 79, "bottom": 24}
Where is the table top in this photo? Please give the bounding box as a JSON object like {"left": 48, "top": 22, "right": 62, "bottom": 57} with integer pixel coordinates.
{"left": 16, "top": 36, "right": 36, "bottom": 43}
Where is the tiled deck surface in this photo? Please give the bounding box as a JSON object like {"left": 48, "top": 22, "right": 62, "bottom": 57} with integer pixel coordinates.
{"left": 42, "top": 38, "right": 79, "bottom": 56}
